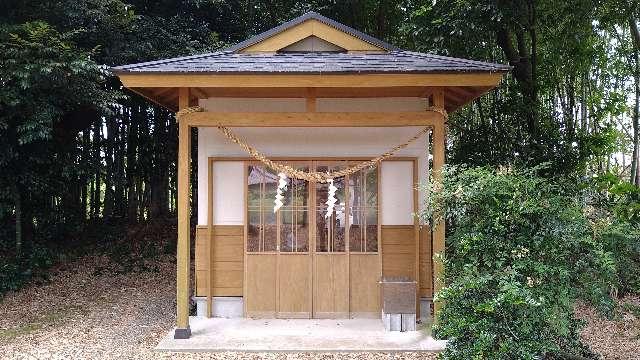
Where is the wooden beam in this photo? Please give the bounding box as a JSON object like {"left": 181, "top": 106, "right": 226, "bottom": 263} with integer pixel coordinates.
{"left": 127, "top": 87, "right": 176, "bottom": 111}
{"left": 191, "top": 87, "right": 209, "bottom": 100}
{"left": 175, "top": 87, "right": 191, "bottom": 338}
{"left": 118, "top": 73, "right": 505, "bottom": 89}
{"left": 431, "top": 88, "right": 446, "bottom": 322}
{"left": 150, "top": 87, "right": 176, "bottom": 98}
{"left": 306, "top": 88, "right": 316, "bottom": 112}
{"left": 188, "top": 86, "right": 438, "bottom": 99}
{"left": 182, "top": 111, "right": 439, "bottom": 127}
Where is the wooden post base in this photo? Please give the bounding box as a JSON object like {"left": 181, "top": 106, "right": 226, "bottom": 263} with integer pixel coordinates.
{"left": 174, "top": 326, "right": 191, "bottom": 339}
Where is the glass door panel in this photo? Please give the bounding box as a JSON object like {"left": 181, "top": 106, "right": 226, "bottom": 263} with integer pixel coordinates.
{"left": 315, "top": 163, "right": 347, "bottom": 253}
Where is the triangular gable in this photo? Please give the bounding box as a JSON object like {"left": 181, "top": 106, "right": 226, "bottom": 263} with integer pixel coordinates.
{"left": 228, "top": 12, "right": 396, "bottom": 53}
{"left": 280, "top": 35, "right": 345, "bottom": 52}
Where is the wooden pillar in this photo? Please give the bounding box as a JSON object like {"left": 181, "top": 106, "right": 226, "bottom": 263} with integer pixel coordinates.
{"left": 175, "top": 87, "right": 191, "bottom": 339}
{"left": 206, "top": 159, "right": 214, "bottom": 318}
{"left": 431, "top": 89, "right": 446, "bottom": 321}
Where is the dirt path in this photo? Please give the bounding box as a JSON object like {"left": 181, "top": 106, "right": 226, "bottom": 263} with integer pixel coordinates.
{"left": 1, "top": 255, "right": 637, "bottom": 359}
{"left": 0, "top": 256, "right": 436, "bottom": 359}
{"left": 577, "top": 296, "right": 640, "bottom": 360}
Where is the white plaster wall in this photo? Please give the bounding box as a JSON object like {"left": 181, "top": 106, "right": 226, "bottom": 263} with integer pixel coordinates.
{"left": 380, "top": 161, "right": 415, "bottom": 225}
{"left": 317, "top": 98, "right": 427, "bottom": 112}
{"left": 197, "top": 97, "right": 431, "bottom": 226}
{"left": 212, "top": 161, "right": 245, "bottom": 225}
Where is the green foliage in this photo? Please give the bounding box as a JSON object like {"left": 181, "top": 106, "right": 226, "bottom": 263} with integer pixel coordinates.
{"left": 423, "top": 166, "right": 612, "bottom": 359}
{"left": 0, "top": 247, "right": 53, "bottom": 295}
{"left": 586, "top": 173, "right": 640, "bottom": 296}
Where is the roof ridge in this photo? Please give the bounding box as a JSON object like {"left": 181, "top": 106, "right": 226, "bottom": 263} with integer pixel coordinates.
{"left": 225, "top": 11, "right": 400, "bottom": 52}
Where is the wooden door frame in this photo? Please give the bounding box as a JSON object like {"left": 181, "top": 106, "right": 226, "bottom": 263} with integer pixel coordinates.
{"left": 208, "top": 156, "right": 420, "bottom": 319}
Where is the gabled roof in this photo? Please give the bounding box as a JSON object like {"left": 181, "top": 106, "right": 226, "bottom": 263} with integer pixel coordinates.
{"left": 111, "top": 11, "right": 510, "bottom": 75}
{"left": 225, "top": 11, "right": 399, "bottom": 52}
{"left": 112, "top": 50, "right": 510, "bottom": 74}
{"left": 112, "top": 12, "right": 510, "bottom": 112}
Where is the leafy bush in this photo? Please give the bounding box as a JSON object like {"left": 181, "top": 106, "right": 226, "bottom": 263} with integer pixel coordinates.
{"left": 422, "top": 166, "right": 613, "bottom": 359}
{"left": 0, "top": 246, "right": 53, "bottom": 295}
{"left": 587, "top": 173, "right": 640, "bottom": 296}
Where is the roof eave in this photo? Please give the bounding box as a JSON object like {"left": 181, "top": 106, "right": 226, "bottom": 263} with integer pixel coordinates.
{"left": 112, "top": 69, "right": 510, "bottom": 75}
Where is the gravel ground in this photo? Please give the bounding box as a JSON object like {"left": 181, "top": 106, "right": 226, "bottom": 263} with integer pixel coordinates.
{"left": 577, "top": 296, "right": 640, "bottom": 360}
{"left": 1, "top": 254, "right": 637, "bottom": 359}
{"left": 0, "top": 255, "right": 436, "bottom": 360}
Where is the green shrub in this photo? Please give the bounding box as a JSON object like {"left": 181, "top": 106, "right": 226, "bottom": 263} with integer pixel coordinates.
{"left": 0, "top": 246, "right": 53, "bottom": 295}
{"left": 422, "top": 166, "right": 612, "bottom": 359}
{"left": 587, "top": 173, "right": 640, "bottom": 297}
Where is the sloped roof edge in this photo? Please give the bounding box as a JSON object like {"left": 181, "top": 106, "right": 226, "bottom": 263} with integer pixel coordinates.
{"left": 225, "top": 11, "right": 400, "bottom": 52}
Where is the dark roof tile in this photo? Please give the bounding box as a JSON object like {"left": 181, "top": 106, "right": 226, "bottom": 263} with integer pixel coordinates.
{"left": 112, "top": 51, "right": 510, "bottom": 74}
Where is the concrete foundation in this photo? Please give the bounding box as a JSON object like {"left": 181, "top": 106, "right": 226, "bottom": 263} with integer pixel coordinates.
{"left": 157, "top": 317, "right": 447, "bottom": 352}
{"left": 194, "top": 297, "right": 243, "bottom": 318}
{"left": 420, "top": 298, "right": 433, "bottom": 323}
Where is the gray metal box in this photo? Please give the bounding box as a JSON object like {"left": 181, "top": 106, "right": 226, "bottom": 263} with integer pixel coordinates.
{"left": 379, "top": 276, "right": 417, "bottom": 313}
{"left": 379, "top": 276, "right": 417, "bottom": 331}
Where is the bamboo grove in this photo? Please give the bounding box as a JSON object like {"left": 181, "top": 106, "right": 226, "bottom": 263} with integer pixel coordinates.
{"left": 1, "top": 0, "right": 639, "bottom": 269}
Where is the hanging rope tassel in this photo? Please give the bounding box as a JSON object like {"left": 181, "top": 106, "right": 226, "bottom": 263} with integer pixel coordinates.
{"left": 325, "top": 179, "right": 338, "bottom": 218}
{"left": 274, "top": 172, "right": 287, "bottom": 213}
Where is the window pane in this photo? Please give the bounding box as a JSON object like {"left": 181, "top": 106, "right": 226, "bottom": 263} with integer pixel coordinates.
{"left": 261, "top": 221, "right": 278, "bottom": 251}
{"left": 263, "top": 167, "right": 278, "bottom": 211}
{"left": 349, "top": 166, "right": 379, "bottom": 253}
{"left": 349, "top": 208, "right": 364, "bottom": 252}
{"left": 366, "top": 208, "right": 378, "bottom": 252}
{"left": 365, "top": 167, "right": 378, "bottom": 208}
{"left": 247, "top": 166, "right": 263, "bottom": 208}
{"left": 316, "top": 210, "right": 345, "bottom": 252}
{"left": 295, "top": 210, "right": 310, "bottom": 252}
{"left": 284, "top": 173, "right": 308, "bottom": 207}
{"left": 315, "top": 167, "right": 346, "bottom": 253}
{"left": 247, "top": 210, "right": 260, "bottom": 252}
{"left": 281, "top": 209, "right": 309, "bottom": 252}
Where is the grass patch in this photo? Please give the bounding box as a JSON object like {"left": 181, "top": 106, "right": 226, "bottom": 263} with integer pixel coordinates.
{"left": 620, "top": 302, "right": 640, "bottom": 317}
{"left": 0, "top": 304, "right": 82, "bottom": 344}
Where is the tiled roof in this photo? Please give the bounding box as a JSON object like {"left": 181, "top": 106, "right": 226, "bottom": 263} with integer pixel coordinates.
{"left": 111, "top": 11, "right": 510, "bottom": 75}
{"left": 112, "top": 50, "right": 510, "bottom": 74}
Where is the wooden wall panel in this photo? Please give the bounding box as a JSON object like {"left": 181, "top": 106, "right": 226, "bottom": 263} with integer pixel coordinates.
{"left": 278, "top": 255, "right": 312, "bottom": 318}
{"left": 381, "top": 225, "right": 433, "bottom": 298}
{"left": 419, "top": 225, "right": 433, "bottom": 298}
{"left": 245, "top": 255, "right": 277, "bottom": 317}
{"left": 349, "top": 254, "right": 380, "bottom": 317}
{"left": 381, "top": 225, "right": 415, "bottom": 279}
{"left": 195, "top": 225, "right": 244, "bottom": 297}
{"left": 313, "top": 254, "right": 349, "bottom": 318}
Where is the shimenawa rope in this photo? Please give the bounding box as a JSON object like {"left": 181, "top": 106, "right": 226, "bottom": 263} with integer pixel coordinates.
{"left": 176, "top": 106, "right": 447, "bottom": 182}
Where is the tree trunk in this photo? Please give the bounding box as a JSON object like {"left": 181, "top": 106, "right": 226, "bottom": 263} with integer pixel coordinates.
{"left": 91, "top": 119, "right": 102, "bottom": 218}
{"left": 104, "top": 109, "right": 117, "bottom": 218}
{"left": 630, "top": 17, "right": 640, "bottom": 185}
{"left": 150, "top": 108, "right": 169, "bottom": 219}
{"left": 127, "top": 104, "right": 139, "bottom": 221}
{"left": 13, "top": 183, "right": 22, "bottom": 258}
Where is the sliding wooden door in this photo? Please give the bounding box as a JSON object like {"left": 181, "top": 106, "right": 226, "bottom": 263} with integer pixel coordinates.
{"left": 313, "top": 162, "right": 349, "bottom": 318}
{"left": 244, "top": 160, "right": 381, "bottom": 319}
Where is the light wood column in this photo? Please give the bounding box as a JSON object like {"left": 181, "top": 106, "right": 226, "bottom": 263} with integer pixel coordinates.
{"left": 431, "top": 89, "right": 446, "bottom": 321}
{"left": 175, "top": 87, "right": 192, "bottom": 338}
